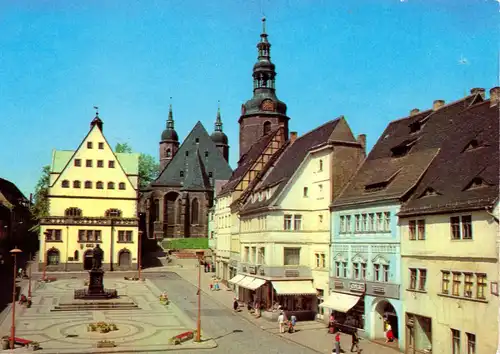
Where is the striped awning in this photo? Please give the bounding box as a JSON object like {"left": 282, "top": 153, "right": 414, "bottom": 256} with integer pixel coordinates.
{"left": 272, "top": 280, "right": 316, "bottom": 295}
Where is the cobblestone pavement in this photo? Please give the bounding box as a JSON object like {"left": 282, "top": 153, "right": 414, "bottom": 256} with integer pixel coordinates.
{"left": 0, "top": 276, "right": 215, "bottom": 353}
{"left": 167, "top": 267, "right": 400, "bottom": 354}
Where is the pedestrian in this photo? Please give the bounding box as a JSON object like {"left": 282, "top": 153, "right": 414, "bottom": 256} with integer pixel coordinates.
{"left": 290, "top": 314, "right": 297, "bottom": 331}
{"left": 278, "top": 311, "right": 285, "bottom": 333}
{"left": 233, "top": 298, "right": 239, "bottom": 312}
{"left": 350, "top": 329, "right": 360, "bottom": 352}
{"left": 333, "top": 332, "right": 341, "bottom": 354}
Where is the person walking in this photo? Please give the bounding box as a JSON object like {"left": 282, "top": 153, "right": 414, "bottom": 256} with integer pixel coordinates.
{"left": 333, "top": 332, "right": 341, "bottom": 354}
{"left": 233, "top": 298, "right": 239, "bottom": 312}
{"left": 350, "top": 329, "right": 360, "bottom": 352}
{"left": 278, "top": 311, "right": 285, "bottom": 333}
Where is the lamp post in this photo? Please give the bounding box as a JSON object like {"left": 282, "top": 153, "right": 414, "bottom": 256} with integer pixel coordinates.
{"left": 195, "top": 251, "right": 204, "bottom": 342}
{"left": 10, "top": 247, "right": 22, "bottom": 349}
{"left": 27, "top": 252, "right": 32, "bottom": 298}
{"left": 42, "top": 230, "right": 50, "bottom": 281}
{"left": 137, "top": 231, "right": 143, "bottom": 280}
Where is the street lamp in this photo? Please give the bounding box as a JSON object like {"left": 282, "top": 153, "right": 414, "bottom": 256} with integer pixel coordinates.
{"left": 10, "top": 247, "right": 22, "bottom": 349}
{"left": 137, "top": 231, "right": 143, "bottom": 280}
{"left": 42, "top": 230, "right": 50, "bottom": 281}
{"left": 195, "top": 251, "right": 204, "bottom": 342}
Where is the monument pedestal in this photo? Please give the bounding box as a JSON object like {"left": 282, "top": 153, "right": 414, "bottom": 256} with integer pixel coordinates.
{"left": 74, "top": 269, "right": 117, "bottom": 300}
{"left": 88, "top": 269, "right": 105, "bottom": 296}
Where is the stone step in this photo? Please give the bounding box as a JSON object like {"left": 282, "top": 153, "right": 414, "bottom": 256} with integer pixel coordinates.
{"left": 51, "top": 302, "right": 140, "bottom": 311}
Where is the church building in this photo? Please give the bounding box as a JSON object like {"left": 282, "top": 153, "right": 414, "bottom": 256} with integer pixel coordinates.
{"left": 140, "top": 105, "right": 233, "bottom": 240}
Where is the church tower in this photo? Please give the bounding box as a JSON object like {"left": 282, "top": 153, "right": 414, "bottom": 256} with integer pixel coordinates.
{"left": 159, "top": 104, "right": 179, "bottom": 170}
{"left": 238, "top": 18, "right": 290, "bottom": 158}
{"left": 210, "top": 104, "right": 229, "bottom": 162}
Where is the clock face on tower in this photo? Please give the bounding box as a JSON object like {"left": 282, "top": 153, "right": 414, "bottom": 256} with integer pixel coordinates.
{"left": 241, "top": 105, "right": 246, "bottom": 115}
{"left": 261, "top": 99, "right": 275, "bottom": 112}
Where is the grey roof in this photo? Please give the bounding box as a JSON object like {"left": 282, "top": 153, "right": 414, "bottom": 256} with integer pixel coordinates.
{"left": 152, "top": 121, "right": 232, "bottom": 189}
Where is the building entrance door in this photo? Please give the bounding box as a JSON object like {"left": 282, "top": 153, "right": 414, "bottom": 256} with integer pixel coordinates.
{"left": 83, "top": 250, "right": 93, "bottom": 270}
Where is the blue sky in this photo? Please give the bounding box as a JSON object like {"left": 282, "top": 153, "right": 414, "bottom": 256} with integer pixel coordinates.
{"left": 0, "top": 0, "right": 498, "bottom": 197}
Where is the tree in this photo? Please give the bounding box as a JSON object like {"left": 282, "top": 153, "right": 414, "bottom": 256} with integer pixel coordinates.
{"left": 115, "top": 143, "right": 159, "bottom": 189}
{"left": 31, "top": 165, "right": 50, "bottom": 221}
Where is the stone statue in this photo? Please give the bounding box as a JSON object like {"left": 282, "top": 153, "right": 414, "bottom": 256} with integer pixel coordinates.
{"left": 92, "top": 244, "right": 104, "bottom": 270}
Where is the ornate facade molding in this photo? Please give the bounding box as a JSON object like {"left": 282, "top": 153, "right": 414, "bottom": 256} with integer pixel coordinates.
{"left": 40, "top": 216, "right": 138, "bottom": 227}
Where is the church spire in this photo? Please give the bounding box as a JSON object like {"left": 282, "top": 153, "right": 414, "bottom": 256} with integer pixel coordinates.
{"left": 161, "top": 97, "right": 178, "bottom": 142}
{"left": 214, "top": 101, "right": 223, "bottom": 132}
{"left": 253, "top": 16, "right": 276, "bottom": 92}
{"left": 166, "top": 98, "right": 175, "bottom": 130}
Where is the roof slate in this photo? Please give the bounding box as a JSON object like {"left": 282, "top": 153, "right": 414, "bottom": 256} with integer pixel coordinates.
{"left": 152, "top": 121, "right": 232, "bottom": 188}
{"left": 399, "top": 100, "right": 499, "bottom": 215}
{"left": 240, "top": 118, "right": 341, "bottom": 212}
{"left": 219, "top": 129, "right": 280, "bottom": 196}
{"left": 331, "top": 95, "right": 480, "bottom": 208}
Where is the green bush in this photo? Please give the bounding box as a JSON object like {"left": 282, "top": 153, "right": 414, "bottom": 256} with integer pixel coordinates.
{"left": 162, "top": 238, "right": 208, "bottom": 250}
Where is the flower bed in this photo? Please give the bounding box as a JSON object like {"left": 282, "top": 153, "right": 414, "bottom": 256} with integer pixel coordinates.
{"left": 87, "top": 322, "right": 119, "bottom": 333}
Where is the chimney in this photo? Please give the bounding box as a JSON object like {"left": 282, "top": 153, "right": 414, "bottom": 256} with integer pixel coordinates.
{"left": 356, "top": 134, "right": 366, "bottom": 153}
{"left": 290, "top": 131, "right": 298, "bottom": 143}
{"left": 432, "top": 100, "right": 445, "bottom": 111}
{"left": 410, "top": 108, "right": 420, "bottom": 116}
{"left": 490, "top": 87, "right": 500, "bottom": 107}
{"left": 470, "top": 87, "right": 485, "bottom": 99}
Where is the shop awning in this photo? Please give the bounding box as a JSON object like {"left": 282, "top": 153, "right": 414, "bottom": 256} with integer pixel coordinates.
{"left": 237, "top": 276, "right": 255, "bottom": 289}
{"left": 319, "top": 292, "right": 361, "bottom": 313}
{"left": 272, "top": 280, "right": 317, "bottom": 295}
{"left": 228, "top": 274, "right": 246, "bottom": 285}
{"left": 246, "top": 277, "right": 266, "bottom": 290}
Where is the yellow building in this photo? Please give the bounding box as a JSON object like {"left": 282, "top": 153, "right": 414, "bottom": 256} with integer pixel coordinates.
{"left": 399, "top": 91, "right": 499, "bottom": 354}
{"left": 39, "top": 114, "right": 140, "bottom": 272}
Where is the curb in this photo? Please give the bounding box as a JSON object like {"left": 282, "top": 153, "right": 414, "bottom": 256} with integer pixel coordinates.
{"left": 172, "top": 271, "right": 324, "bottom": 354}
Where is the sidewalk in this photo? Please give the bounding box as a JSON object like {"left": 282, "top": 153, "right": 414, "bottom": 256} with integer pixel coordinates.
{"left": 174, "top": 267, "right": 400, "bottom": 354}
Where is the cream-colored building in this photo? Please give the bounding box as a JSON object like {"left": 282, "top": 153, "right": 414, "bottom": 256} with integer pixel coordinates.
{"left": 213, "top": 193, "right": 234, "bottom": 282}
{"left": 398, "top": 91, "right": 499, "bottom": 354}
{"left": 39, "top": 115, "right": 140, "bottom": 272}
{"left": 235, "top": 118, "right": 364, "bottom": 320}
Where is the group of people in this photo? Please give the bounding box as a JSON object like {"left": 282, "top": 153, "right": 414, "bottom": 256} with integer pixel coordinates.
{"left": 277, "top": 311, "right": 297, "bottom": 334}
{"left": 328, "top": 313, "right": 361, "bottom": 353}
{"left": 209, "top": 277, "right": 220, "bottom": 291}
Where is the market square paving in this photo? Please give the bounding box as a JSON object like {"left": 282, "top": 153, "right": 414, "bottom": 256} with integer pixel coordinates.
{"left": 0, "top": 277, "right": 216, "bottom": 353}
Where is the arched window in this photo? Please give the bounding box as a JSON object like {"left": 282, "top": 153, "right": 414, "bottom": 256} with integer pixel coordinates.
{"left": 96, "top": 181, "right": 104, "bottom": 189}
{"left": 119, "top": 182, "right": 126, "bottom": 190}
{"left": 47, "top": 248, "right": 60, "bottom": 265}
{"left": 263, "top": 121, "right": 271, "bottom": 136}
{"left": 74, "top": 250, "right": 79, "bottom": 261}
{"left": 166, "top": 149, "right": 171, "bottom": 157}
{"left": 84, "top": 181, "right": 92, "bottom": 189}
{"left": 176, "top": 198, "right": 182, "bottom": 224}
{"left": 191, "top": 198, "right": 199, "bottom": 224}
{"left": 73, "top": 180, "right": 81, "bottom": 188}
{"left": 65, "top": 207, "right": 82, "bottom": 217}
{"left": 105, "top": 208, "right": 122, "bottom": 218}
{"left": 107, "top": 182, "right": 115, "bottom": 189}
{"left": 62, "top": 180, "right": 70, "bottom": 188}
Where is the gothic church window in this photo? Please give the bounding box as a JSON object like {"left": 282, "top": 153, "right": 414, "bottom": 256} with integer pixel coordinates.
{"left": 191, "top": 199, "right": 199, "bottom": 224}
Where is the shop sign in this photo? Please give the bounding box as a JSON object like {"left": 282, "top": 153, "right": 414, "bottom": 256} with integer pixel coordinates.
{"left": 349, "top": 282, "right": 365, "bottom": 293}
{"left": 373, "top": 286, "right": 385, "bottom": 295}
{"left": 334, "top": 281, "right": 344, "bottom": 289}
{"left": 86, "top": 244, "right": 94, "bottom": 248}
{"left": 248, "top": 266, "right": 257, "bottom": 274}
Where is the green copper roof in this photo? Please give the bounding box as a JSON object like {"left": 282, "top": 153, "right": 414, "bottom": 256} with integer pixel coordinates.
{"left": 115, "top": 153, "right": 140, "bottom": 175}
{"left": 51, "top": 149, "right": 139, "bottom": 175}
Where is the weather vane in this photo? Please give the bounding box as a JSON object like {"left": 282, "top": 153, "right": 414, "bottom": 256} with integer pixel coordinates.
{"left": 93, "top": 106, "right": 99, "bottom": 116}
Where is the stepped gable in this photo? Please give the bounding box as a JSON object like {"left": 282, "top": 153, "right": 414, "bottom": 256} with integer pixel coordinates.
{"left": 152, "top": 121, "right": 232, "bottom": 187}
{"left": 331, "top": 94, "right": 480, "bottom": 208}
{"left": 219, "top": 128, "right": 281, "bottom": 196}
{"left": 241, "top": 118, "right": 341, "bottom": 212}
{"left": 399, "top": 99, "right": 499, "bottom": 216}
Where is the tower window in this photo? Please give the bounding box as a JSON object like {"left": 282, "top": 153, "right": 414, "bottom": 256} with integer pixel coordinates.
{"left": 185, "top": 151, "right": 189, "bottom": 156}
{"left": 263, "top": 121, "right": 272, "bottom": 136}
{"left": 208, "top": 172, "right": 213, "bottom": 178}
{"left": 205, "top": 151, "right": 209, "bottom": 157}
{"left": 166, "top": 149, "right": 171, "bottom": 157}
{"left": 195, "top": 138, "right": 199, "bottom": 143}
{"left": 180, "top": 171, "right": 184, "bottom": 177}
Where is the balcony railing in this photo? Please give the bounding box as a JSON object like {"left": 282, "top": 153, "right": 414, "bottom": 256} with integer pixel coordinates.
{"left": 41, "top": 216, "right": 138, "bottom": 226}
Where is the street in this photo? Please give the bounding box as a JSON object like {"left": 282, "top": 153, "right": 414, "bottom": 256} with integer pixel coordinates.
{"left": 149, "top": 271, "right": 320, "bottom": 354}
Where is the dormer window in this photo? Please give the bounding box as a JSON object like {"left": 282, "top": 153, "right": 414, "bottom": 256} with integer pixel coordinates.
{"left": 205, "top": 151, "right": 209, "bottom": 157}
{"left": 391, "top": 138, "right": 419, "bottom": 158}
{"left": 180, "top": 171, "right": 184, "bottom": 177}
{"left": 185, "top": 151, "right": 189, "bottom": 156}
{"left": 365, "top": 169, "right": 401, "bottom": 193}
{"left": 462, "top": 139, "right": 486, "bottom": 153}
{"left": 409, "top": 116, "right": 429, "bottom": 134}
{"left": 464, "top": 177, "right": 491, "bottom": 191}
{"left": 195, "top": 138, "right": 200, "bottom": 143}
{"left": 418, "top": 187, "right": 440, "bottom": 198}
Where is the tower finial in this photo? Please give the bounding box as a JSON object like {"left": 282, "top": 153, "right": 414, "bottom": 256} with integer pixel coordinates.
{"left": 215, "top": 101, "right": 223, "bottom": 132}
{"left": 262, "top": 16, "right": 266, "bottom": 34}
{"left": 167, "top": 97, "right": 174, "bottom": 129}
{"left": 93, "top": 105, "right": 99, "bottom": 117}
